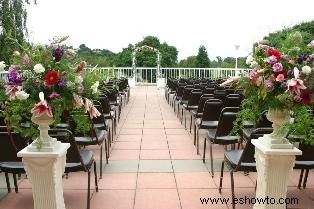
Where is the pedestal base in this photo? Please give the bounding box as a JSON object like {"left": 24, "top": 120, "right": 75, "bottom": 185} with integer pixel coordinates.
{"left": 18, "top": 143, "right": 70, "bottom": 209}
{"left": 27, "top": 138, "right": 61, "bottom": 152}
{"left": 260, "top": 134, "right": 293, "bottom": 149}
{"left": 252, "top": 139, "right": 301, "bottom": 209}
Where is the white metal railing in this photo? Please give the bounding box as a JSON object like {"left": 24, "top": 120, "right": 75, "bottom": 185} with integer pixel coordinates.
{"left": 0, "top": 71, "right": 8, "bottom": 81}
{"left": 86, "top": 67, "right": 251, "bottom": 85}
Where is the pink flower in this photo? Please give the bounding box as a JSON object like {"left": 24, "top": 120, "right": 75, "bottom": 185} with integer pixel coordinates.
{"left": 286, "top": 68, "right": 306, "bottom": 95}
{"left": 267, "top": 55, "right": 277, "bottom": 64}
{"left": 5, "top": 85, "right": 22, "bottom": 100}
{"left": 84, "top": 98, "right": 101, "bottom": 119}
{"left": 307, "top": 40, "right": 314, "bottom": 49}
{"left": 31, "top": 100, "right": 53, "bottom": 118}
{"left": 12, "top": 51, "right": 20, "bottom": 56}
{"left": 22, "top": 54, "right": 30, "bottom": 65}
{"left": 272, "top": 62, "right": 283, "bottom": 72}
{"left": 294, "top": 95, "right": 302, "bottom": 103}
{"left": 275, "top": 74, "right": 285, "bottom": 82}
{"left": 48, "top": 92, "right": 61, "bottom": 100}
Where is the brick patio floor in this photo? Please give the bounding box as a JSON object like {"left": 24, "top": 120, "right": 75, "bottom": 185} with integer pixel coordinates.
{"left": 0, "top": 86, "right": 313, "bottom": 209}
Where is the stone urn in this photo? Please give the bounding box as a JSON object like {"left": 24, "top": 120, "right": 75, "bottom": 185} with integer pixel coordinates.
{"left": 259, "top": 108, "right": 293, "bottom": 149}
{"left": 27, "top": 114, "right": 61, "bottom": 152}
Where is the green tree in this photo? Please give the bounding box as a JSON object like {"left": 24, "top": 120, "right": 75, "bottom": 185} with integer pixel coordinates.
{"left": 114, "top": 44, "right": 134, "bottom": 67}
{"left": 196, "top": 45, "right": 210, "bottom": 67}
{"left": 0, "top": 0, "right": 35, "bottom": 64}
{"left": 178, "top": 56, "right": 197, "bottom": 67}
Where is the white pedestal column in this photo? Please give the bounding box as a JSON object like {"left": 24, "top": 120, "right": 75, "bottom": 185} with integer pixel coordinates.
{"left": 17, "top": 143, "right": 70, "bottom": 209}
{"left": 252, "top": 140, "right": 301, "bottom": 209}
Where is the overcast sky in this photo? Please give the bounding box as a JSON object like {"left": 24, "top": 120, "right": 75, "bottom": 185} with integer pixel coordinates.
{"left": 26, "top": 0, "right": 314, "bottom": 60}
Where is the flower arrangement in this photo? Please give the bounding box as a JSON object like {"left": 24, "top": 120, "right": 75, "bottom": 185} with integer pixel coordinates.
{"left": 0, "top": 36, "right": 104, "bottom": 139}
{"left": 232, "top": 31, "right": 314, "bottom": 144}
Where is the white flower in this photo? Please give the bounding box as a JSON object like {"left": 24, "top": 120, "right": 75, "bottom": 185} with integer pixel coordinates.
{"left": 250, "top": 61, "right": 259, "bottom": 69}
{"left": 75, "top": 75, "right": 83, "bottom": 84}
{"left": 301, "top": 65, "right": 312, "bottom": 75}
{"left": 246, "top": 54, "right": 254, "bottom": 65}
{"left": 0, "top": 61, "right": 6, "bottom": 71}
{"left": 307, "top": 40, "right": 314, "bottom": 49}
{"left": 15, "top": 90, "right": 29, "bottom": 100}
{"left": 33, "top": 63, "right": 45, "bottom": 73}
{"left": 91, "top": 81, "right": 99, "bottom": 94}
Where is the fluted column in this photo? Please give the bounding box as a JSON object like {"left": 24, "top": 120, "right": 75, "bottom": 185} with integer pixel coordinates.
{"left": 18, "top": 143, "right": 70, "bottom": 209}
{"left": 252, "top": 140, "right": 301, "bottom": 209}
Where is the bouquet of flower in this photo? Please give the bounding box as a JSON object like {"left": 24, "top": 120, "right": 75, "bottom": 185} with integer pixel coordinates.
{"left": 232, "top": 31, "right": 314, "bottom": 144}
{"left": 0, "top": 36, "right": 103, "bottom": 138}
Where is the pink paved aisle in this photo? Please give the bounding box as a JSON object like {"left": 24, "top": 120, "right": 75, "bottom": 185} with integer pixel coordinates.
{"left": 0, "top": 86, "right": 313, "bottom": 209}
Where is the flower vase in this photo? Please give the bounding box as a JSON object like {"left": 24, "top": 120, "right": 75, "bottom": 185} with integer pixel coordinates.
{"left": 27, "top": 114, "right": 61, "bottom": 152}
{"left": 260, "top": 108, "right": 293, "bottom": 149}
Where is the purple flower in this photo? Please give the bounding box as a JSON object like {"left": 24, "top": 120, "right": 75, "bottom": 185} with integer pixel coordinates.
{"left": 7, "top": 67, "right": 23, "bottom": 85}
{"left": 58, "top": 78, "right": 67, "bottom": 87}
{"left": 48, "top": 92, "right": 61, "bottom": 100}
{"left": 22, "top": 54, "right": 30, "bottom": 65}
{"left": 52, "top": 46, "right": 64, "bottom": 62}
{"left": 272, "top": 62, "right": 283, "bottom": 73}
{"left": 298, "top": 54, "right": 309, "bottom": 63}
{"left": 294, "top": 95, "right": 302, "bottom": 103}
{"left": 267, "top": 55, "right": 277, "bottom": 64}
{"left": 264, "top": 80, "right": 273, "bottom": 92}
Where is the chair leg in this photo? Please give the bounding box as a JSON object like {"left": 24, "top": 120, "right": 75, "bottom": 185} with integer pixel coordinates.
{"left": 99, "top": 145, "right": 103, "bottom": 179}
{"left": 190, "top": 114, "right": 192, "bottom": 133}
{"left": 87, "top": 170, "right": 91, "bottom": 209}
{"left": 5, "top": 172, "right": 11, "bottom": 193}
{"left": 196, "top": 129, "right": 200, "bottom": 155}
{"left": 303, "top": 169, "right": 310, "bottom": 189}
{"left": 184, "top": 109, "right": 187, "bottom": 129}
{"left": 298, "top": 169, "right": 304, "bottom": 189}
{"left": 181, "top": 108, "right": 183, "bottom": 124}
{"left": 177, "top": 103, "right": 180, "bottom": 117}
{"left": 13, "top": 173, "right": 18, "bottom": 193}
{"left": 210, "top": 141, "right": 214, "bottom": 177}
{"left": 193, "top": 125, "right": 197, "bottom": 145}
{"left": 93, "top": 161, "right": 99, "bottom": 192}
{"left": 219, "top": 161, "right": 224, "bottom": 193}
{"left": 203, "top": 138, "right": 206, "bottom": 163}
{"left": 230, "top": 171, "right": 236, "bottom": 209}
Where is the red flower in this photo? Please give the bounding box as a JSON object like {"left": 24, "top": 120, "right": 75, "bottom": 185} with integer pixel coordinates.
{"left": 300, "top": 91, "right": 311, "bottom": 105}
{"left": 268, "top": 48, "right": 281, "bottom": 60}
{"left": 44, "top": 70, "right": 59, "bottom": 86}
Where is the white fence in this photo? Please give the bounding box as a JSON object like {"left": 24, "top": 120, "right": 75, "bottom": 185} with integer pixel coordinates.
{"left": 89, "top": 67, "right": 251, "bottom": 85}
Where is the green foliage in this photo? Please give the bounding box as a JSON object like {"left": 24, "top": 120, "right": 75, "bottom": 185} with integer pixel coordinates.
{"left": 76, "top": 44, "right": 115, "bottom": 67}
{"left": 0, "top": 0, "right": 34, "bottom": 64}
{"left": 196, "top": 45, "right": 210, "bottom": 67}
{"left": 264, "top": 20, "right": 314, "bottom": 49}
{"left": 178, "top": 56, "right": 197, "bottom": 67}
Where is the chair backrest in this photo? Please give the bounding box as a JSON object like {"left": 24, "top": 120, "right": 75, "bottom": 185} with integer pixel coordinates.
{"left": 176, "top": 85, "right": 185, "bottom": 97}
{"left": 215, "top": 111, "right": 238, "bottom": 137}
{"left": 295, "top": 143, "right": 314, "bottom": 161}
{"left": 203, "top": 87, "right": 215, "bottom": 94}
{"left": 214, "top": 90, "right": 227, "bottom": 102}
{"left": 226, "top": 89, "right": 235, "bottom": 94}
{"left": 240, "top": 128, "right": 273, "bottom": 165}
{"left": 202, "top": 99, "right": 223, "bottom": 122}
{"left": 0, "top": 130, "right": 28, "bottom": 162}
{"left": 182, "top": 87, "right": 193, "bottom": 100}
{"left": 98, "top": 95, "right": 111, "bottom": 114}
{"left": 196, "top": 95, "right": 214, "bottom": 113}
{"left": 188, "top": 91, "right": 202, "bottom": 106}
{"left": 49, "top": 129, "right": 87, "bottom": 170}
{"left": 224, "top": 96, "right": 242, "bottom": 107}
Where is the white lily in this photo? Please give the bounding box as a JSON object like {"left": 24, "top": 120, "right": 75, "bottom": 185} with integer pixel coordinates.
{"left": 91, "top": 81, "right": 99, "bottom": 94}
{"left": 75, "top": 75, "right": 83, "bottom": 84}
{"left": 0, "top": 61, "right": 6, "bottom": 71}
